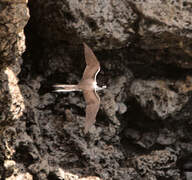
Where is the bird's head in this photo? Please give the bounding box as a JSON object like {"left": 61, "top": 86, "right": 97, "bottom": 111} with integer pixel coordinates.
{"left": 102, "top": 85, "right": 107, "bottom": 89}
{"left": 95, "top": 85, "right": 106, "bottom": 91}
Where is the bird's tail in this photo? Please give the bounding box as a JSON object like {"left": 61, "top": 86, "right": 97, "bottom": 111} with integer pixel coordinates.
{"left": 53, "top": 84, "right": 80, "bottom": 92}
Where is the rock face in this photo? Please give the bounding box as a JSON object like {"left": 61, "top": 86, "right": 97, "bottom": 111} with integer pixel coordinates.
{"left": 1, "top": 0, "right": 192, "bottom": 179}
{"left": 0, "top": 0, "right": 29, "bottom": 66}
{"left": 135, "top": 0, "right": 192, "bottom": 68}
{"left": 28, "top": 0, "right": 192, "bottom": 68}
{"left": 130, "top": 79, "right": 188, "bottom": 119}
{"left": 0, "top": 0, "right": 29, "bottom": 179}
{"left": 28, "top": 0, "right": 138, "bottom": 49}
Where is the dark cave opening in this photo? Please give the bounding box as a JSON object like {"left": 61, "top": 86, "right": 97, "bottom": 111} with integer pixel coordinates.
{"left": 19, "top": 12, "right": 44, "bottom": 82}
{"left": 119, "top": 97, "right": 166, "bottom": 155}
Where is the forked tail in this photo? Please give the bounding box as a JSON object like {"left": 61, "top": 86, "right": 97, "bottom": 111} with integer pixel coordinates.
{"left": 53, "top": 84, "right": 80, "bottom": 92}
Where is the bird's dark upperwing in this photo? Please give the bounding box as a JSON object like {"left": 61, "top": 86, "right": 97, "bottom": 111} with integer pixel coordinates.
{"left": 83, "top": 90, "right": 100, "bottom": 133}
{"left": 82, "top": 43, "right": 100, "bottom": 80}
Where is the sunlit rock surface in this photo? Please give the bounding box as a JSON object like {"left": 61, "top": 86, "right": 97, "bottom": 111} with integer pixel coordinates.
{"left": 0, "top": 0, "right": 29, "bottom": 178}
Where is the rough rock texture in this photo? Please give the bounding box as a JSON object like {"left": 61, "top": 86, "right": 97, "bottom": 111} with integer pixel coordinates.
{"left": 2, "top": 0, "right": 192, "bottom": 180}
{"left": 0, "top": 0, "right": 29, "bottom": 179}
{"left": 132, "top": 148, "right": 181, "bottom": 179}
{"left": 135, "top": 0, "right": 192, "bottom": 69}
{"left": 130, "top": 79, "right": 188, "bottom": 119}
{"left": 28, "top": 0, "right": 192, "bottom": 69}
{"left": 28, "top": 0, "right": 138, "bottom": 49}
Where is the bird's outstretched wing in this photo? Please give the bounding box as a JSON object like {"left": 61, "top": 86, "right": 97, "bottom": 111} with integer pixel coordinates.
{"left": 83, "top": 90, "right": 100, "bottom": 133}
{"left": 82, "top": 43, "right": 100, "bottom": 80}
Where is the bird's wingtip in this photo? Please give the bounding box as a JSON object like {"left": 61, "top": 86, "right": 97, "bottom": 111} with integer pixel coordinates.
{"left": 84, "top": 129, "right": 88, "bottom": 134}
{"left": 84, "top": 122, "right": 91, "bottom": 134}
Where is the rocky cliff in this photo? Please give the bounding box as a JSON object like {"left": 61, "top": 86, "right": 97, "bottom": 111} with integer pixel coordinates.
{"left": 1, "top": 0, "right": 192, "bottom": 179}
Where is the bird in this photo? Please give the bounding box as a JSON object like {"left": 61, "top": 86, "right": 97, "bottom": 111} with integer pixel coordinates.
{"left": 53, "top": 43, "right": 106, "bottom": 133}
